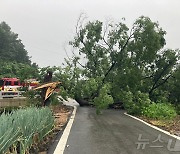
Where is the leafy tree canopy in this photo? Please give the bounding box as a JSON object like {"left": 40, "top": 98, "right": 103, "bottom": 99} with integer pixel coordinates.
{"left": 57, "top": 15, "right": 179, "bottom": 112}
{"left": 0, "top": 21, "right": 39, "bottom": 80}
{"left": 0, "top": 21, "right": 30, "bottom": 64}
{"left": 0, "top": 61, "right": 39, "bottom": 81}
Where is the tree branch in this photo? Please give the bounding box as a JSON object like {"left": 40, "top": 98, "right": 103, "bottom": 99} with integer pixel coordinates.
{"left": 71, "top": 49, "right": 86, "bottom": 68}
{"left": 149, "top": 61, "right": 174, "bottom": 95}
{"left": 90, "top": 33, "right": 132, "bottom": 99}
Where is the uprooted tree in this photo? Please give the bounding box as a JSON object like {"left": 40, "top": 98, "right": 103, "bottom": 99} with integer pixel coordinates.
{"left": 56, "top": 15, "right": 179, "bottom": 113}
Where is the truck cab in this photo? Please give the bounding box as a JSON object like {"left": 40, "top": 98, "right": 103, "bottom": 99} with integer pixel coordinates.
{"left": 0, "top": 78, "right": 21, "bottom": 91}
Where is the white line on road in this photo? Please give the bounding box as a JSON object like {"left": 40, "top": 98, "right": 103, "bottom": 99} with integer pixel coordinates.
{"left": 53, "top": 106, "right": 77, "bottom": 154}
{"left": 124, "top": 113, "right": 180, "bottom": 140}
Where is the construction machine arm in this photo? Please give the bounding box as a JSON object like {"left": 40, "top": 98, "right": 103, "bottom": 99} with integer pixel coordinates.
{"left": 34, "top": 81, "right": 61, "bottom": 101}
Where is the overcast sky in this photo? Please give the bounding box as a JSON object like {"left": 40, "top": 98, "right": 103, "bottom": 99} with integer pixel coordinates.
{"left": 0, "top": 0, "right": 179, "bottom": 67}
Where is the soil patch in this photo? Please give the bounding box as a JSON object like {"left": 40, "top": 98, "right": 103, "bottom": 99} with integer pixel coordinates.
{"left": 138, "top": 115, "right": 180, "bottom": 137}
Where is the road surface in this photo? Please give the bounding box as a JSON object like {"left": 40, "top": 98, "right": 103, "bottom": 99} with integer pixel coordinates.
{"left": 63, "top": 107, "right": 179, "bottom": 154}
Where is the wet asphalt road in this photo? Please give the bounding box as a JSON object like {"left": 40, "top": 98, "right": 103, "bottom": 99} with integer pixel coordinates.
{"left": 63, "top": 107, "right": 180, "bottom": 154}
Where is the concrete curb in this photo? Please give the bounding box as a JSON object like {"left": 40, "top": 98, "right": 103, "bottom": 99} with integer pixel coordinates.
{"left": 53, "top": 106, "right": 77, "bottom": 154}
{"left": 124, "top": 112, "right": 180, "bottom": 140}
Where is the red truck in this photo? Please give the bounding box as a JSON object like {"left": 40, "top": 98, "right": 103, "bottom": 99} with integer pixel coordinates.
{"left": 0, "top": 78, "right": 39, "bottom": 98}
{"left": 0, "top": 78, "right": 39, "bottom": 91}
{"left": 0, "top": 78, "right": 22, "bottom": 98}
{"left": 0, "top": 78, "right": 21, "bottom": 91}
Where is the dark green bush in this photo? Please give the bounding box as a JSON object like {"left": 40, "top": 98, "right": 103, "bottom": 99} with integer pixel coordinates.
{"left": 94, "top": 83, "right": 113, "bottom": 114}
{"left": 175, "top": 104, "right": 180, "bottom": 115}
{"left": 50, "top": 93, "right": 62, "bottom": 105}
{"left": 24, "top": 90, "right": 62, "bottom": 106}
{"left": 23, "top": 90, "right": 42, "bottom": 106}
{"left": 143, "top": 102, "right": 177, "bottom": 120}
{"left": 122, "top": 90, "right": 177, "bottom": 120}
{"left": 122, "top": 91, "right": 151, "bottom": 115}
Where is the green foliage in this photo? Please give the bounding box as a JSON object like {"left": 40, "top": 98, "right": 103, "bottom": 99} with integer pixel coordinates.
{"left": 0, "top": 107, "right": 54, "bottom": 154}
{"left": 122, "top": 91, "right": 151, "bottom": 115}
{"left": 143, "top": 102, "right": 177, "bottom": 120}
{"left": 52, "top": 64, "right": 82, "bottom": 100}
{"left": 50, "top": 93, "right": 62, "bottom": 105}
{"left": 65, "top": 15, "right": 179, "bottom": 113}
{"left": 0, "top": 106, "right": 19, "bottom": 114}
{"left": 44, "top": 15, "right": 179, "bottom": 115}
{"left": 59, "top": 87, "right": 69, "bottom": 101}
{"left": 0, "top": 22, "right": 30, "bottom": 64}
{"left": 120, "top": 91, "right": 134, "bottom": 110}
{"left": 167, "top": 65, "right": 180, "bottom": 104}
{"left": 23, "top": 90, "right": 42, "bottom": 106}
{"left": 94, "top": 84, "right": 113, "bottom": 114}
{"left": 0, "top": 61, "right": 39, "bottom": 81}
{"left": 175, "top": 104, "right": 180, "bottom": 115}
{"left": 131, "top": 16, "right": 166, "bottom": 63}
{"left": 71, "top": 78, "right": 100, "bottom": 101}
{"left": 0, "top": 21, "right": 39, "bottom": 82}
{"left": 122, "top": 91, "right": 177, "bottom": 119}
{"left": 24, "top": 90, "right": 62, "bottom": 107}
{"left": 81, "top": 78, "right": 99, "bottom": 98}
{"left": 0, "top": 112, "right": 20, "bottom": 154}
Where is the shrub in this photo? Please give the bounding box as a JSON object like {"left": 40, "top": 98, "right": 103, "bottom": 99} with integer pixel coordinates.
{"left": 94, "top": 83, "right": 113, "bottom": 114}
{"left": 175, "top": 104, "right": 180, "bottom": 115}
{"left": 24, "top": 90, "right": 62, "bottom": 106}
{"left": 122, "top": 91, "right": 177, "bottom": 119}
{"left": 50, "top": 92, "right": 62, "bottom": 105}
{"left": 122, "top": 91, "right": 151, "bottom": 115}
{"left": 143, "top": 102, "right": 177, "bottom": 120}
{"left": 23, "top": 90, "right": 42, "bottom": 106}
{"left": 121, "top": 91, "right": 133, "bottom": 111}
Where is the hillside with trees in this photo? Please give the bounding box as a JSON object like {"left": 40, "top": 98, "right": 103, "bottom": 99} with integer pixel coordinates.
{"left": 0, "top": 21, "right": 39, "bottom": 80}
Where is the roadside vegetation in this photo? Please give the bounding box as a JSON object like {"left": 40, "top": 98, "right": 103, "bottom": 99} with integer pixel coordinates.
{"left": 0, "top": 107, "right": 54, "bottom": 153}
{"left": 122, "top": 91, "right": 177, "bottom": 120}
